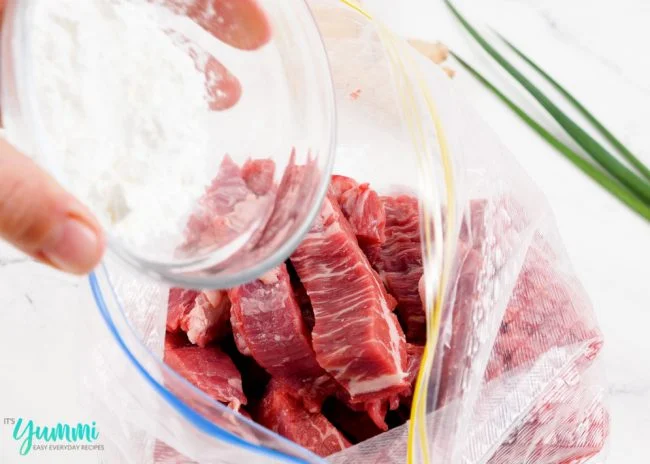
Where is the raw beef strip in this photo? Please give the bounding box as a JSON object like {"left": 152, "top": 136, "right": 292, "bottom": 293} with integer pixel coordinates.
{"left": 183, "top": 156, "right": 276, "bottom": 256}
{"left": 437, "top": 246, "right": 489, "bottom": 405}
{"left": 441, "top": 241, "right": 602, "bottom": 405}
{"left": 167, "top": 288, "right": 200, "bottom": 332}
{"left": 167, "top": 289, "right": 231, "bottom": 347}
{"left": 363, "top": 195, "right": 425, "bottom": 343}
{"left": 323, "top": 398, "right": 385, "bottom": 443}
{"left": 164, "top": 333, "right": 246, "bottom": 410}
{"left": 400, "top": 343, "right": 425, "bottom": 406}
{"left": 287, "top": 261, "right": 315, "bottom": 332}
{"left": 329, "top": 175, "right": 358, "bottom": 199}
{"left": 487, "top": 247, "right": 602, "bottom": 380}
{"left": 254, "top": 153, "right": 320, "bottom": 255}
{"left": 242, "top": 159, "right": 275, "bottom": 195}
{"left": 291, "top": 194, "right": 408, "bottom": 403}
{"left": 460, "top": 197, "right": 530, "bottom": 274}
{"left": 256, "top": 380, "right": 350, "bottom": 457}
{"left": 330, "top": 175, "right": 386, "bottom": 244}
{"left": 459, "top": 199, "right": 487, "bottom": 247}
{"left": 333, "top": 382, "right": 403, "bottom": 431}
{"left": 488, "top": 372, "right": 608, "bottom": 464}
{"left": 229, "top": 264, "right": 334, "bottom": 412}
{"left": 368, "top": 196, "right": 512, "bottom": 343}
{"left": 221, "top": 335, "right": 271, "bottom": 406}
{"left": 342, "top": 396, "right": 393, "bottom": 431}
{"left": 181, "top": 291, "right": 231, "bottom": 347}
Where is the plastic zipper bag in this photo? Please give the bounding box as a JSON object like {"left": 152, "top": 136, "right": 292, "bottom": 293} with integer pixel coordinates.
{"left": 83, "top": 1, "right": 608, "bottom": 462}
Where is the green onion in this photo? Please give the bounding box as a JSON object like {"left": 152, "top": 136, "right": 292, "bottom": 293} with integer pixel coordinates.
{"left": 444, "top": 0, "right": 650, "bottom": 205}
{"left": 494, "top": 32, "right": 650, "bottom": 182}
{"left": 451, "top": 52, "right": 650, "bottom": 221}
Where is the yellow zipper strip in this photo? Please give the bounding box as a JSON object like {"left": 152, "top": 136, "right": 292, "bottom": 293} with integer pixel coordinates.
{"left": 339, "top": 0, "right": 372, "bottom": 19}
{"left": 376, "top": 29, "right": 438, "bottom": 464}
{"left": 336, "top": 3, "right": 457, "bottom": 463}
{"left": 405, "top": 50, "right": 457, "bottom": 464}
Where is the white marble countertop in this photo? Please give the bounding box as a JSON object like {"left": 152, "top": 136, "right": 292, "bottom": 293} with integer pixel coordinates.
{"left": 0, "top": 0, "right": 648, "bottom": 462}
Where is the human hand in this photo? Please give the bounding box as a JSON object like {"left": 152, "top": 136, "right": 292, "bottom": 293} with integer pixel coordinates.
{"left": 0, "top": 138, "right": 106, "bottom": 274}
{"left": 0, "top": 0, "right": 104, "bottom": 274}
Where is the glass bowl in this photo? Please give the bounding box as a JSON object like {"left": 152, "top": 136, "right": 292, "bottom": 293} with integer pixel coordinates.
{"left": 1, "top": 0, "right": 336, "bottom": 288}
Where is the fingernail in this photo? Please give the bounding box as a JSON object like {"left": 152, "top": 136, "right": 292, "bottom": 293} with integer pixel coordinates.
{"left": 42, "top": 217, "right": 102, "bottom": 274}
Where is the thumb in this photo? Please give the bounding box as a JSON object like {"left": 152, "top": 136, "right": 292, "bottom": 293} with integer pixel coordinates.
{"left": 0, "top": 138, "right": 105, "bottom": 274}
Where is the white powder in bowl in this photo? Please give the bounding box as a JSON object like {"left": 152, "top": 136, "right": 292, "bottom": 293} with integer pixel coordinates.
{"left": 25, "top": 0, "right": 215, "bottom": 259}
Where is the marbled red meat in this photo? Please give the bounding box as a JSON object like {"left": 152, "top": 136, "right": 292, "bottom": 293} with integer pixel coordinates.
{"left": 167, "top": 288, "right": 200, "bottom": 333}
{"left": 461, "top": 198, "right": 529, "bottom": 273}
{"left": 164, "top": 333, "right": 246, "bottom": 410}
{"left": 287, "top": 261, "right": 315, "bottom": 332}
{"left": 161, "top": 168, "right": 606, "bottom": 460}
{"left": 323, "top": 398, "right": 386, "bottom": 443}
{"left": 224, "top": 338, "right": 271, "bottom": 405}
{"left": 440, "top": 240, "right": 602, "bottom": 405}
{"left": 242, "top": 159, "right": 275, "bottom": 195}
{"left": 487, "top": 247, "right": 602, "bottom": 379}
{"left": 329, "top": 175, "right": 358, "bottom": 199}
{"left": 229, "top": 263, "right": 335, "bottom": 412}
{"left": 330, "top": 175, "right": 386, "bottom": 244}
{"left": 343, "top": 397, "right": 394, "bottom": 431}
{"left": 167, "top": 289, "right": 230, "bottom": 347}
{"left": 459, "top": 199, "right": 487, "bottom": 247}
{"left": 437, "top": 246, "right": 482, "bottom": 403}
{"left": 400, "top": 344, "right": 425, "bottom": 406}
{"left": 290, "top": 194, "right": 408, "bottom": 404}
{"left": 488, "top": 373, "right": 608, "bottom": 464}
{"left": 181, "top": 290, "right": 231, "bottom": 347}
{"left": 183, "top": 156, "right": 276, "bottom": 256}
{"left": 256, "top": 380, "right": 350, "bottom": 457}
{"left": 254, "top": 153, "right": 321, "bottom": 256}
{"left": 363, "top": 195, "right": 425, "bottom": 343}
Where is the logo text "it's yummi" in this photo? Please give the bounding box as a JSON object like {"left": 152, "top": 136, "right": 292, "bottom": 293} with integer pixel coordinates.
{"left": 12, "top": 418, "right": 100, "bottom": 456}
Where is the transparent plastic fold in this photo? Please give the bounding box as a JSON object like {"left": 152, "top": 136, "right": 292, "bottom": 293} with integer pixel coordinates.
{"left": 84, "top": 1, "right": 608, "bottom": 463}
